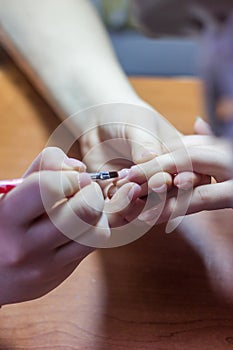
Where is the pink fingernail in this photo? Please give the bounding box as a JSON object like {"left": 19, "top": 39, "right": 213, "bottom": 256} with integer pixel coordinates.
{"left": 118, "top": 168, "right": 130, "bottom": 179}
{"left": 64, "top": 158, "right": 86, "bottom": 171}
{"left": 77, "top": 173, "right": 91, "bottom": 189}
{"left": 152, "top": 184, "right": 167, "bottom": 193}
{"left": 128, "top": 166, "right": 143, "bottom": 180}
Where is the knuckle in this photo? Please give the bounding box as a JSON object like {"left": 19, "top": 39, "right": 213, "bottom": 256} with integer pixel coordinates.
{"left": 4, "top": 243, "right": 27, "bottom": 266}
{"left": 37, "top": 171, "right": 78, "bottom": 201}
{"left": 27, "top": 267, "right": 49, "bottom": 282}
{"left": 195, "top": 187, "right": 210, "bottom": 208}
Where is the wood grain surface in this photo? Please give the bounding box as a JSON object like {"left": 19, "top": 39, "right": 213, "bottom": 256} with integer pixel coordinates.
{"left": 0, "top": 47, "right": 233, "bottom": 350}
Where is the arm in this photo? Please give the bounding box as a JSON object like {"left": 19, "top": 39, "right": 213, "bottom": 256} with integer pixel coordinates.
{"left": 0, "top": 0, "right": 164, "bottom": 167}
{"left": 0, "top": 0, "right": 139, "bottom": 119}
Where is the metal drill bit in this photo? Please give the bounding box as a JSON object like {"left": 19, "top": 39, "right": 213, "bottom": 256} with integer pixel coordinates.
{"left": 89, "top": 171, "right": 118, "bottom": 180}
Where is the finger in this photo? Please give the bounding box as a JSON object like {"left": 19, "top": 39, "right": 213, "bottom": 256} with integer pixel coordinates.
{"left": 28, "top": 182, "right": 106, "bottom": 247}
{"left": 154, "top": 180, "right": 233, "bottom": 224}
{"left": 103, "top": 177, "right": 130, "bottom": 199}
{"left": 105, "top": 182, "right": 141, "bottom": 214}
{"left": 186, "top": 180, "right": 233, "bottom": 212}
{"left": 173, "top": 172, "right": 211, "bottom": 190}
{"left": 4, "top": 171, "right": 91, "bottom": 225}
{"left": 105, "top": 182, "right": 141, "bottom": 227}
{"left": 137, "top": 188, "right": 171, "bottom": 223}
{"left": 124, "top": 198, "right": 146, "bottom": 223}
{"left": 106, "top": 177, "right": 147, "bottom": 199}
{"left": 148, "top": 171, "right": 173, "bottom": 193}
{"left": 194, "top": 117, "right": 214, "bottom": 136}
{"left": 129, "top": 146, "right": 231, "bottom": 184}
{"left": 184, "top": 147, "right": 231, "bottom": 182}
{"left": 24, "top": 147, "right": 86, "bottom": 176}
{"left": 128, "top": 150, "right": 190, "bottom": 184}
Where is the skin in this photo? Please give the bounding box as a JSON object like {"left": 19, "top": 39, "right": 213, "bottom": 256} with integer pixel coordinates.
{"left": 1, "top": 0, "right": 232, "bottom": 304}
{"left": 127, "top": 118, "right": 233, "bottom": 224}
{"left": 0, "top": 0, "right": 167, "bottom": 169}
{"left": 0, "top": 147, "right": 141, "bottom": 305}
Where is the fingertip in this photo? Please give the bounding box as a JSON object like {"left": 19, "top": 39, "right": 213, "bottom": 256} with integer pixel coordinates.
{"left": 148, "top": 172, "right": 172, "bottom": 193}
{"left": 194, "top": 116, "right": 213, "bottom": 135}
{"left": 174, "top": 172, "right": 211, "bottom": 190}
{"left": 77, "top": 173, "right": 92, "bottom": 189}
{"left": 174, "top": 172, "right": 194, "bottom": 190}
{"left": 128, "top": 165, "right": 145, "bottom": 183}
{"left": 127, "top": 183, "right": 141, "bottom": 201}
{"left": 118, "top": 168, "right": 130, "bottom": 179}
{"left": 71, "top": 181, "right": 104, "bottom": 225}
{"left": 63, "top": 157, "right": 87, "bottom": 172}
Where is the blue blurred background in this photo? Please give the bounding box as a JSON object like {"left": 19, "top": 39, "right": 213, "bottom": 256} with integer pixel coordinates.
{"left": 91, "top": 0, "right": 200, "bottom": 77}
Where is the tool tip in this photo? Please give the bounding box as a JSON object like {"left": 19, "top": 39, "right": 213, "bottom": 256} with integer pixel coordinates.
{"left": 109, "top": 171, "right": 118, "bottom": 179}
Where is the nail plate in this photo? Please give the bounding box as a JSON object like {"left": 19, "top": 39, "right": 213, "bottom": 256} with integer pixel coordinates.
{"left": 151, "top": 184, "right": 167, "bottom": 193}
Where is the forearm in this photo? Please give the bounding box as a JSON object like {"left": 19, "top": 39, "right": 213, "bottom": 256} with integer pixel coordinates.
{"left": 0, "top": 0, "right": 139, "bottom": 119}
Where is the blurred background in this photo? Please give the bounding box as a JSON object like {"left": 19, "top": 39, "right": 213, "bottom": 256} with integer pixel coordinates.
{"left": 91, "top": 0, "right": 200, "bottom": 76}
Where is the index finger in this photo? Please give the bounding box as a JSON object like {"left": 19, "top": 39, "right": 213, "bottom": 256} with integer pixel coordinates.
{"left": 128, "top": 149, "right": 193, "bottom": 184}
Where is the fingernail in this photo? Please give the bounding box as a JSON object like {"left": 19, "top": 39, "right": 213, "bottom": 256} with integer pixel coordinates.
{"left": 64, "top": 158, "right": 86, "bottom": 171}
{"left": 118, "top": 168, "right": 130, "bottom": 179}
{"left": 127, "top": 183, "right": 141, "bottom": 201}
{"left": 151, "top": 184, "right": 167, "bottom": 193}
{"left": 77, "top": 173, "right": 91, "bottom": 189}
{"left": 138, "top": 150, "right": 158, "bottom": 163}
{"left": 128, "top": 165, "right": 143, "bottom": 181}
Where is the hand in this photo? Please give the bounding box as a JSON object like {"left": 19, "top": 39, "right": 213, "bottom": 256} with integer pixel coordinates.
{"left": 128, "top": 121, "right": 233, "bottom": 224}
{"left": 78, "top": 102, "right": 165, "bottom": 173}
{"left": 76, "top": 104, "right": 214, "bottom": 228}
{"left": 0, "top": 147, "right": 108, "bottom": 305}
{"left": 73, "top": 102, "right": 168, "bottom": 235}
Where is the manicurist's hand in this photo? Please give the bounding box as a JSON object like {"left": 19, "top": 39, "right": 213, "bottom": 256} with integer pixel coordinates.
{"left": 0, "top": 147, "right": 108, "bottom": 305}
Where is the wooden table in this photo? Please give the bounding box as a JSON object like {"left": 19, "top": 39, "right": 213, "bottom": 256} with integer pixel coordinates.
{"left": 0, "top": 47, "right": 233, "bottom": 350}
